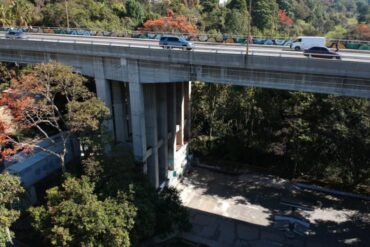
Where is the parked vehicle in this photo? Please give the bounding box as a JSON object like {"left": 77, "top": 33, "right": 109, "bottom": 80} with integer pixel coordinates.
{"left": 290, "top": 36, "right": 326, "bottom": 51}
{"left": 303, "top": 46, "right": 341, "bottom": 59}
{"left": 5, "top": 29, "right": 26, "bottom": 39}
{"left": 159, "top": 36, "right": 193, "bottom": 50}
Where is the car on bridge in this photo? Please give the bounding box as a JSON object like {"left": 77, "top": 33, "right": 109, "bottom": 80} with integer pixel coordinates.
{"left": 5, "top": 29, "right": 26, "bottom": 39}
{"left": 159, "top": 36, "right": 193, "bottom": 50}
{"left": 304, "top": 46, "right": 341, "bottom": 60}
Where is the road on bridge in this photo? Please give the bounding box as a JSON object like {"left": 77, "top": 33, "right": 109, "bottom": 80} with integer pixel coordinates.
{"left": 1, "top": 33, "right": 369, "bottom": 63}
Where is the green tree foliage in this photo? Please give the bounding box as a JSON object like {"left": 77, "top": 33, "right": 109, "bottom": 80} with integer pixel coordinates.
{"left": 41, "top": 0, "right": 123, "bottom": 31}
{"left": 252, "top": 0, "right": 277, "bottom": 31}
{"left": 226, "top": 0, "right": 247, "bottom": 11}
{"left": 224, "top": 9, "right": 249, "bottom": 34}
{"left": 0, "top": 0, "right": 36, "bottom": 27}
{"left": 0, "top": 172, "right": 24, "bottom": 246}
{"left": 200, "top": 0, "right": 219, "bottom": 13}
{"left": 81, "top": 148, "right": 191, "bottom": 245}
{"left": 29, "top": 176, "right": 137, "bottom": 247}
{"left": 356, "top": 0, "right": 369, "bottom": 23}
{"left": 191, "top": 82, "right": 370, "bottom": 188}
{"left": 125, "top": 0, "right": 146, "bottom": 26}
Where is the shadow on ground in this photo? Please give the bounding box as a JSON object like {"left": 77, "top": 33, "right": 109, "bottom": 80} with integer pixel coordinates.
{"left": 178, "top": 166, "right": 370, "bottom": 247}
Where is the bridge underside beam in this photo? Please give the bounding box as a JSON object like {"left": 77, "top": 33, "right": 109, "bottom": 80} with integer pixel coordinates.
{"left": 1, "top": 49, "right": 369, "bottom": 98}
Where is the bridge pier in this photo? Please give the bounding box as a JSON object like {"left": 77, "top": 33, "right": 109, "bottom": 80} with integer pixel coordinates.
{"left": 157, "top": 84, "right": 169, "bottom": 183}
{"left": 93, "top": 57, "right": 114, "bottom": 148}
{"left": 167, "top": 84, "right": 177, "bottom": 171}
{"left": 93, "top": 59, "right": 191, "bottom": 188}
{"left": 176, "top": 82, "right": 185, "bottom": 146}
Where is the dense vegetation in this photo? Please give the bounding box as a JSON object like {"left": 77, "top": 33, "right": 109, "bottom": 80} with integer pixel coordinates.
{"left": 0, "top": 0, "right": 370, "bottom": 245}
{"left": 0, "top": 0, "right": 369, "bottom": 39}
{"left": 191, "top": 83, "right": 370, "bottom": 190}
{"left": 0, "top": 63, "right": 190, "bottom": 246}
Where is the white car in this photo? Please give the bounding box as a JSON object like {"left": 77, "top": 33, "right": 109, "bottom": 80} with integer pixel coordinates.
{"left": 290, "top": 36, "right": 326, "bottom": 51}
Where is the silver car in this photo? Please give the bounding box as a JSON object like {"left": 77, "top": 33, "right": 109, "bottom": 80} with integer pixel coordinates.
{"left": 5, "top": 29, "right": 26, "bottom": 39}
{"left": 159, "top": 36, "right": 193, "bottom": 50}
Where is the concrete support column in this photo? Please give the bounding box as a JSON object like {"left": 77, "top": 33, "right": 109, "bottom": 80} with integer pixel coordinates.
{"left": 184, "top": 81, "right": 191, "bottom": 142}
{"left": 128, "top": 60, "right": 147, "bottom": 171}
{"left": 93, "top": 57, "right": 114, "bottom": 142}
{"left": 144, "top": 84, "right": 159, "bottom": 188}
{"left": 111, "top": 81, "right": 127, "bottom": 143}
{"left": 157, "top": 84, "right": 168, "bottom": 183}
{"left": 167, "top": 84, "right": 177, "bottom": 170}
{"left": 176, "top": 82, "right": 185, "bottom": 146}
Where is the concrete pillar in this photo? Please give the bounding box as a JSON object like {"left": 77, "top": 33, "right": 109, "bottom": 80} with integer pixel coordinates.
{"left": 157, "top": 84, "right": 168, "bottom": 183}
{"left": 184, "top": 81, "right": 191, "bottom": 142}
{"left": 128, "top": 60, "right": 147, "bottom": 170}
{"left": 121, "top": 84, "right": 132, "bottom": 143}
{"left": 144, "top": 84, "right": 159, "bottom": 188}
{"left": 176, "top": 82, "right": 185, "bottom": 146}
{"left": 167, "top": 84, "right": 176, "bottom": 170}
{"left": 111, "top": 81, "right": 127, "bottom": 143}
{"left": 93, "top": 57, "right": 114, "bottom": 142}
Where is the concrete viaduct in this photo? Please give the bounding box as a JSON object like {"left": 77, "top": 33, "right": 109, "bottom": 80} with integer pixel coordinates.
{"left": 0, "top": 35, "right": 369, "bottom": 187}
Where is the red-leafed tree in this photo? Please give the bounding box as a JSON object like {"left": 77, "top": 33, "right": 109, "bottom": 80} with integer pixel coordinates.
{"left": 0, "top": 62, "right": 109, "bottom": 171}
{"left": 142, "top": 9, "right": 197, "bottom": 33}
{"left": 350, "top": 24, "right": 370, "bottom": 40}
{"left": 278, "top": 9, "right": 293, "bottom": 27}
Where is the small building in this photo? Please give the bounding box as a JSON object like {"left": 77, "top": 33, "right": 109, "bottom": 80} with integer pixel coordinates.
{"left": 3, "top": 134, "right": 80, "bottom": 204}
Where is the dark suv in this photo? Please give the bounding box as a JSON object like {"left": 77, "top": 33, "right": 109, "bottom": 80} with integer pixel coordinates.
{"left": 303, "top": 46, "right": 341, "bottom": 60}
{"left": 159, "top": 36, "right": 193, "bottom": 50}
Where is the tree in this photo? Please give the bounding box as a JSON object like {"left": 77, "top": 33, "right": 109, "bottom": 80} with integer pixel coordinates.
{"left": 200, "top": 0, "right": 219, "bottom": 13}
{"left": 356, "top": 0, "right": 369, "bottom": 23}
{"left": 0, "top": 0, "right": 36, "bottom": 27}
{"left": 350, "top": 23, "right": 370, "bottom": 40}
{"left": 226, "top": 0, "right": 247, "bottom": 11}
{"left": 125, "top": 0, "right": 146, "bottom": 26}
{"left": 224, "top": 9, "right": 249, "bottom": 34}
{"left": 29, "top": 176, "right": 137, "bottom": 246}
{"left": 306, "top": 95, "right": 370, "bottom": 186}
{"left": 252, "top": 0, "right": 277, "bottom": 31}
{"left": 0, "top": 62, "right": 110, "bottom": 172}
{"left": 0, "top": 62, "right": 18, "bottom": 91}
{"left": 0, "top": 172, "right": 24, "bottom": 246}
{"left": 143, "top": 9, "right": 197, "bottom": 33}
{"left": 81, "top": 148, "right": 191, "bottom": 245}
{"left": 278, "top": 9, "right": 293, "bottom": 27}
{"left": 42, "top": 0, "right": 123, "bottom": 31}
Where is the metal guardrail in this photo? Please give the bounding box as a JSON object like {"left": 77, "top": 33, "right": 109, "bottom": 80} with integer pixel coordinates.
{"left": 1, "top": 26, "right": 370, "bottom": 49}
{"left": 1, "top": 33, "right": 370, "bottom": 63}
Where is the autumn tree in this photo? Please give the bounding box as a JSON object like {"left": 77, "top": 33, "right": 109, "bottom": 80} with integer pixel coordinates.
{"left": 0, "top": 62, "right": 109, "bottom": 172}
{"left": 350, "top": 23, "right": 370, "bottom": 40}
{"left": 143, "top": 9, "right": 197, "bottom": 33}
{"left": 0, "top": 172, "right": 24, "bottom": 246}
{"left": 278, "top": 9, "right": 293, "bottom": 27}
